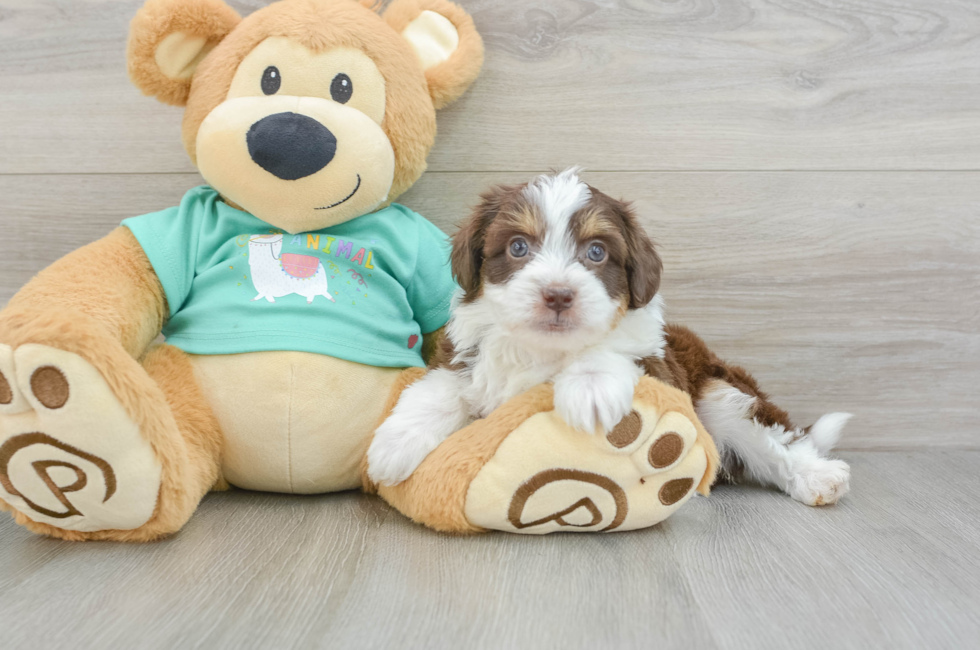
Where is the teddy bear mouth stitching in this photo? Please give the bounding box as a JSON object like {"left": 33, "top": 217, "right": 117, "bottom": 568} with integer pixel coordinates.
{"left": 315, "top": 174, "right": 361, "bottom": 210}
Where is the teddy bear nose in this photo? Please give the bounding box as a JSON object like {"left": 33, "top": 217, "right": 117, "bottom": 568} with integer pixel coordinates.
{"left": 247, "top": 112, "right": 337, "bottom": 181}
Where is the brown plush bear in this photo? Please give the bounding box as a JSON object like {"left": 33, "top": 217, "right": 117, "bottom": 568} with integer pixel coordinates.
{"left": 0, "top": 0, "right": 717, "bottom": 541}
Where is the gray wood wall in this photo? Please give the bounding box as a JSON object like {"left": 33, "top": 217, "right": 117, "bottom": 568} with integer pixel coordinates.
{"left": 1, "top": 0, "right": 977, "bottom": 449}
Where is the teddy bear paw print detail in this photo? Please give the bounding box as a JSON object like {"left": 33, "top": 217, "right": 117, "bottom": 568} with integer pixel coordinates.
{"left": 463, "top": 378, "right": 714, "bottom": 534}
{"left": 0, "top": 344, "right": 162, "bottom": 533}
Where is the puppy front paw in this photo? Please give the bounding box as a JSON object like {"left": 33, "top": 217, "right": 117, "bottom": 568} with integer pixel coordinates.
{"left": 367, "top": 417, "right": 441, "bottom": 487}
{"left": 553, "top": 371, "right": 636, "bottom": 434}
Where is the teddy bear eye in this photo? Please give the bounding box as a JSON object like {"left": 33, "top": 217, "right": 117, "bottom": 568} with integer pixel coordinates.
{"left": 261, "top": 66, "right": 281, "bottom": 95}
{"left": 330, "top": 73, "right": 353, "bottom": 104}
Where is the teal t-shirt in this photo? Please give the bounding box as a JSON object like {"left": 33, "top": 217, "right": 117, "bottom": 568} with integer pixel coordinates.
{"left": 122, "top": 186, "right": 456, "bottom": 368}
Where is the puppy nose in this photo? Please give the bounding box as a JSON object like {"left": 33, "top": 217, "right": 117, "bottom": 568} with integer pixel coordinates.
{"left": 247, "top": 112, "right": 337, "bottom": 180}
{"left": 542, "top": 286, "right": 576, "bottom": 313}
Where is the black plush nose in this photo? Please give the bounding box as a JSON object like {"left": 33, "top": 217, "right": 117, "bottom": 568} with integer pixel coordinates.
{"left": 542, "top": 286, "right": 576, "bottom": 313}
{"left": 247, "top": 112, "right": 337, "bottom": 181}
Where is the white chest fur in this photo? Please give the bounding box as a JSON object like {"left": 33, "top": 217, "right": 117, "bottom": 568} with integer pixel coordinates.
{"left": 449, "top": 295, "right": 667, "bottom": 418}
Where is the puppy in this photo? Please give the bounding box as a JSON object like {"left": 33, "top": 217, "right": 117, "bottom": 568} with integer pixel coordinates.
{"left": 368, "top": 169, "right": 851, "bottom": 506}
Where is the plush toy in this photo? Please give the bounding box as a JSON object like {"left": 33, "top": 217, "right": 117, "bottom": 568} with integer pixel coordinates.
{"left": 0, "top": 0, "right": 717, "bottom": 541}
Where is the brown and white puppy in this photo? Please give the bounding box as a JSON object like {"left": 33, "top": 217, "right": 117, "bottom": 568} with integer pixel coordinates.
{"left": 368, "top": 169, "right": 851, "bottom": 507}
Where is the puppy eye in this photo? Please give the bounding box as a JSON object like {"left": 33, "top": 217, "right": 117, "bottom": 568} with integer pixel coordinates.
{"left": 331, "top": 73, "right": 353, "bottom": 104}
{"left": 261, "top": 66, "right": 281, "bottom": 95}
{"left": 509, "top": 238, "right": 529, "bottom": 258}
{"left": 587, "top": 243, "right": 606, "bottom": 263}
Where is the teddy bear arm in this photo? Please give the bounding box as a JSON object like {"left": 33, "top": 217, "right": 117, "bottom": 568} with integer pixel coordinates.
{"left": 4, "top": 227, "right": 167, "bottom": 358}
{"left": 420, "top": 326, "right": 448, "bottom": 367}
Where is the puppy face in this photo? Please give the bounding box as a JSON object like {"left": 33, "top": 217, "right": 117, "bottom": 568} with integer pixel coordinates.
{"left": 452, "top": 169, "right": 662, "bottom": 350}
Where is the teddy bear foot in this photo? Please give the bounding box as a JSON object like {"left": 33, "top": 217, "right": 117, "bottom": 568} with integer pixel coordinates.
{"left": 0, "top": 343, "right": 162, "bottom": 533}
{"left": 374, "top": 376, "right": 719, "bottom": 535}
{"left": 465, "top": 390, "right": 708, "bottom": 534}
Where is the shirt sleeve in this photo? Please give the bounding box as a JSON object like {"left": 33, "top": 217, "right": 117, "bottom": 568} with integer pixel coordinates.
{"left": 406, "top": 213, "right": 458, "bottom": 334}
{"left": 120, "top": 189, "right": 204, "bottom": 319}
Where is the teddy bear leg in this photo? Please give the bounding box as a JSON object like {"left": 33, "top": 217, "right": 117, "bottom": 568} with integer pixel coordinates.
{"left": 0, "top": 342, "right": 221, "bottom": 541}
{"left": 139, "top": 343, "right": 226, "bottom": 513}
{"left": 369, "top": 374, "right": 720, "bottom": 534}
{"left": 365, "top": 368, "right": 544, "bottom": 533}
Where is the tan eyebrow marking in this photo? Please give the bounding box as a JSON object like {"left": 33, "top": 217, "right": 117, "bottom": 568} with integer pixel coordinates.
{"left": 576, "top": 208, "right": 619, "bottom": 241}
{"left": 499, "top": 203, "right": 544, "bottom": 241}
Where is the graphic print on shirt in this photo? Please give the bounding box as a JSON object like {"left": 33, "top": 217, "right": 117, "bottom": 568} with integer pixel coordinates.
{"left": 121, "top": 190, "right": 454, "bottom": 368}
{"left": 246, "top": 234, "right": 336, "bottom": 304}
{"left": 321, "top": 259, "right": 367, "bottom": 304}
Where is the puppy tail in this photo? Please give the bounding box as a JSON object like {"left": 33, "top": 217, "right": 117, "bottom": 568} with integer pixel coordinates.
{"left": 805, "top": 412, "right": 853, "bottom": 453}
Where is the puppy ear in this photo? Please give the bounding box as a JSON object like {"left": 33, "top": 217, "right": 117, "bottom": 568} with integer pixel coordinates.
{"left": 450, "top": 208, "right": 488, "bottom": 298}
{"left": 383, "top": 0, "right": 484, "bottom": 109}
{"left": 620, "top": 204, "right": 663, "bottom": 309}
{"left": 451, "top": 185, "right": 512, "bottom": 298}
{"left": 450, "top": 219, "right": 483, "bottom": 296}
{"left": 127, "top": 0, "right": 241, "bottom": 106}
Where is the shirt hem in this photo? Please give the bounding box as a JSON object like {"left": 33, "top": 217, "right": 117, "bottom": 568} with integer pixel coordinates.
{"left": 417, "top": 292, "right": 453, "bottom": 334}
{"left": 163, "top": 334, "right": 425, "bottom": 369}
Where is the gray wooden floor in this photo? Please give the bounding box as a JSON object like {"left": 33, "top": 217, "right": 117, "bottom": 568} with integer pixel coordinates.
{"left": 2, "top": 0, "right": 979, "bottom": 648}
{"left": 2, "top": 452, "right": 979, "bottom": 649}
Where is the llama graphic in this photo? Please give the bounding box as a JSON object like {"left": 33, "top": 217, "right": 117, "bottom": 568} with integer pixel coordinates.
{"left": 247, "top": 234, "right": 335, "bottom": 304}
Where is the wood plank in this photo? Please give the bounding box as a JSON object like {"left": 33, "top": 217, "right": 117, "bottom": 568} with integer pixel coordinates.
{"left": 1, "top": 171, "right": 977, "bottom": 449}
{"left": 2, "top": 0, "right": 980, "bottom": 174}
{"left": 668, "top": 450, "right": 980, "bottom": 650}
{"left": 1, "top": 451, "right": 978, "bottom": 649}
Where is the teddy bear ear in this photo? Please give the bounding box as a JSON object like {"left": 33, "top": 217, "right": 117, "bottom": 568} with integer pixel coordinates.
{"left": 382, "top": 0, "right": 484, "bottom": 110}
{"left": 127, "top": 0, "right": 241, "bottom": 107}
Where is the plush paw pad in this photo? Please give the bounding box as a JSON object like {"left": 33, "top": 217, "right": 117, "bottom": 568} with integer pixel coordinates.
{"left": 0, "top": 344, "right": 161, "bottom": 532}
{"left": 464, "top": 391, "right": 708, "bottom": 534}
{"left": 0, "top": 369, "right": 12, "bottom": 406}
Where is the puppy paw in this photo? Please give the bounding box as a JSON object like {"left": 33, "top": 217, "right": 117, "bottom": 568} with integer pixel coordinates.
{"left": 367, "top": 368, "right": 469, "bottom": 487}
{"left": 787, "top": 458, "right": 851, "bottom": 506}
{"left": 367, "top": 418, "right": 440, "bottom": 487}
{"left": 553, "top": 370, "right": 635, "bottom": 434}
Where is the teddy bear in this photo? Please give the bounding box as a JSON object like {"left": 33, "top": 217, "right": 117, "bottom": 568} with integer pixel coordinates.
{"left": 0, "top": 0, "right": 717, "bottom": 541}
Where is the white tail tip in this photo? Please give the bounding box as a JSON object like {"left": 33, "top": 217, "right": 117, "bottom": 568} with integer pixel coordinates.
{"left": 808, "top": 412, "right": 853, "bottom": 453}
